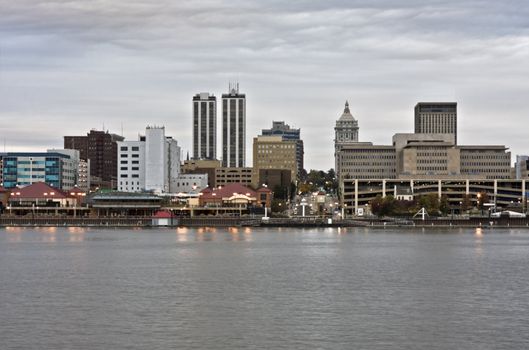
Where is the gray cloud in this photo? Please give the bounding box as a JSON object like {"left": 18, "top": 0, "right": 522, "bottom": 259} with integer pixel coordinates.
{"left": 1, "top": 0, "right": 528, "bottom": 169}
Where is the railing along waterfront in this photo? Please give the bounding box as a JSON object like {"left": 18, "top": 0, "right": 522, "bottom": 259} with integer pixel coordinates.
{"left": 0, "top": 216, "right": 151, "bottom": 227}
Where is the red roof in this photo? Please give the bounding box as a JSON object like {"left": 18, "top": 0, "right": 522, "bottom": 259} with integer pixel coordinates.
{"left": 201, "top": 183, "right": 257, "bottom": 200}
{"left": 9, "top": 182, "right": 71, "bottom": 199}
{"left": 153, "top": 210, "right": 174, "bottom": 218}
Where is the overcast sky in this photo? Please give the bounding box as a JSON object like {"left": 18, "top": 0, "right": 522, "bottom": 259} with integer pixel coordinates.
{"left": 1, "top": 0, "right": 528, "bottom": 170}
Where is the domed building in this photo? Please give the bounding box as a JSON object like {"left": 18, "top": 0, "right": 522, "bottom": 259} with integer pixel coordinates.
{"left": 334, "top": 101, "right": 359, "bottom": 183}
{"left": 334, "top": 101, "right": 359, "bottom": 145}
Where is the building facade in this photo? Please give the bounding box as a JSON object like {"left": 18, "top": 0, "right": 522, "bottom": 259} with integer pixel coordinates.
{"left": 253, "top": 135, "right": 298, "bottom": 184}
{"left": 515, "top": 155, "right": 529, "bottom": 180}
{"left": 222, "top": 84, "right": 246, "bottom": 167}
{"left": 117, "top": 126, "right": 181, "bottom": 193}
{"left": 215, "top": 167, "right": 253, "bottom": 188}
{"left": 334, "top": 101, "right": 360, "bottom": 183}
{"left": 342, "top": 178, "right": 528, "bottom": 216}
{"left": 173, "top": 174, "right": 209, "bottom": 193}
{"left": 64, "top": 129, "right": 124, "bottom": 189}
{"left": 262, "top": 121, "right": 304, "bottom": 178}
{"left": 117, "top": 141, "right": 146, "bottom": 192}
{"left": 193, "top": 93, "right": 217, "bottom": 160}
{"left": 0, "top": 151, "right": 80, "bottom": 190}
{"left": 414, "top": 102, "right": 457, "bottom": 143}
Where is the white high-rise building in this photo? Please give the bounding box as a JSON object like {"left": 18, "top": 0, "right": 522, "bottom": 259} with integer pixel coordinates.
{"left": 145, "top": 126, "right": 167, "bottom": 193}
{"left": 117, "top": 126, "right": 181, "bottom": 193}
{"left": 222, "top": 83, "right": 246, "bottom": 167}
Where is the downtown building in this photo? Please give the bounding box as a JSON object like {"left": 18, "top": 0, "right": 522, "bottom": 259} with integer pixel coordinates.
{"left": 0, "top": 150, "right": 81, "bottom": 191}
{"left": 222, "top": 84, "right": 246, "bottom": 167}
{"left": 117, "top": 126, "right": 181, "bottom": 194}
{"left": 64, "top": 129, "right": 124, "bottom": 189}
{"left": 261, "top": 121, "right": 304, "bottom": 179}
{"left": 334, "top": 101, "right": 513, "bottom": 216}
{"left": 192, "top": 93, "right": 217, "bottom": 160}
{"left": 252, "top": 135, "right": 298, "bottom": 190}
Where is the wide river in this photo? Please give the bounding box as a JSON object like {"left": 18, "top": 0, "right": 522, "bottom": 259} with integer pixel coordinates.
{"left": 1, "top": 226, "right": 529, "bottom": 349}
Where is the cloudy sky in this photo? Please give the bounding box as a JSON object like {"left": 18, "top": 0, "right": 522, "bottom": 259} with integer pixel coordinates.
{"left": 1, "top": 0, "right": 528, "bottom": 170}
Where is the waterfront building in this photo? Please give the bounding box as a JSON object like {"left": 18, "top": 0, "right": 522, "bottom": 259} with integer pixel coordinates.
{"left": 199, "top": 183, "right": 272, "bottom": 209}
{"left": 414, "top": 102, "right": 457, "bottom": 143}
{"left": 193, "top": 93, "right": 217, "bottom": 160}
{"left": 253, "top": 135, "right": 298, "bottom": 185}
{"left": 222, "top": 84, "right": 246, "bottom": 167}
{"left": 262, "top": 121, "right": 304, "bottom": 176}
{"left": 0, "top": 150, "right": 80, "bottom": 190}
{"left": 64, "top": 129, "right": 124, "bottom": 189}
{"left": 335, "top": 102, "right": 511, "bottom": 187}
{"left": 7, "top": 182, "right": 86, "bottom": 216}
{"left": 117, "top": 126, "right": 181, "bottom": 194}
{"left": 341, "top": 178, "right": 528, "bottom": 216}
{"left": 86, "top": 191, "right": 162, "bottom": 217}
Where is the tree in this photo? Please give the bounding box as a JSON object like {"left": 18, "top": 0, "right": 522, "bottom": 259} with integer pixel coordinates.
{"left": 439, "top": 195, "right": 450, "bottom": 216}
{"left": 461, "top": 194, "right": 472, "bottom": 213}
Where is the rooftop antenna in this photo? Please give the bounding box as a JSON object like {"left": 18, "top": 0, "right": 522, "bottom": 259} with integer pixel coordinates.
{"left": 121, "top": 122, "right": 124, "bottom": 137}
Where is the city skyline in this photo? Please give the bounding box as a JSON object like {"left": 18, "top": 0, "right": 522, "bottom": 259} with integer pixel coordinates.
{"left": 1, "top": 1, "right": 529, "bottom": 170}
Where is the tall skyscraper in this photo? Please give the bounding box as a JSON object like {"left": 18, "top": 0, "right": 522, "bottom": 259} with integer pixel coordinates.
{"left": 222, "top": 83, "right": 246, "bottom": 167}
{"left": 414, "top": 102, "right": 457, "bottom": 143}
{"left": 192, "top": 93, "right": 217, "bottom": 160}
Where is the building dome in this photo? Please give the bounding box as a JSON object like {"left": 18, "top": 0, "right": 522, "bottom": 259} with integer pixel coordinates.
{"left": 338, "top": 101, "right": 356, "bottom": 122}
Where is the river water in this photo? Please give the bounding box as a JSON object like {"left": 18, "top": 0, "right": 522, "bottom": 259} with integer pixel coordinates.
{"left": 1, "top": 227, "right": 529, "bottom": 349}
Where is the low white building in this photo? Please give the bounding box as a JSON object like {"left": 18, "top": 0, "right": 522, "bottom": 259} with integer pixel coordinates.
{"left": 173, "top": 174, "right": 208, "bottom": 193}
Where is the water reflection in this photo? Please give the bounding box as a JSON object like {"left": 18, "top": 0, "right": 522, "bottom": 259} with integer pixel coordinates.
{"left": 5, "top": 226, "right": 23, "bottom": 242}
{"left": 474, "top": 227, "right": 483, "bottom": 257}
{"left": 176, "top": 227, "right": 189, "bottom": 242}
{"left": 67, "top": 227, "right": 87, "bottom": 242}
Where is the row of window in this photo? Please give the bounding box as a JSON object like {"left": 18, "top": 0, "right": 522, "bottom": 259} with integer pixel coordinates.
{"left": 120, "top": 146, "right": 140, "bottom": 151}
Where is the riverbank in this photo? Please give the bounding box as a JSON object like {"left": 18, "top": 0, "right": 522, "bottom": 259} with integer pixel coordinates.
{"left": 2, "top": 216, "right": 529, "bottom": 228}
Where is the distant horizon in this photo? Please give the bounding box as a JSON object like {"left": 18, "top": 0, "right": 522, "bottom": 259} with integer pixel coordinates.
{"left": 1, "top": 1, "right": 528, "bottom": 169}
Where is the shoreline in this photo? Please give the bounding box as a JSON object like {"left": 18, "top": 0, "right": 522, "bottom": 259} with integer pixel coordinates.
{"left": 1, "top": 216, "right": 529, "bottom": 229}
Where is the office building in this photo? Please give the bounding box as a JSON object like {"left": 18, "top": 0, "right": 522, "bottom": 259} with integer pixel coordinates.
{"left": 253, "top": 135, "right": 298, "bottom": 185}
{"left": 64, "top": 129, "right": 124, "bottom": 189}
{"left": 117, "top": 126, "right": 181, "bottom": 194}
{"left": 222, "top": 84, "right": 246, "bottom": 167}
{"left": 414, "top": 102, "right": 457, "bottom": 143}
{"left": 193, "top": 93, "right": 217, "bottom": 160}
{"left": 262, "top": 121, "right": 304, "bottom": 178}
{"left": 0, "top": 150, "right": 80, "bottom": 190}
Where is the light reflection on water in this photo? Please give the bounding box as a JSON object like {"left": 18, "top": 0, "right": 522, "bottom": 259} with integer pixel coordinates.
{"left": 1, "top": 227, "right": 529, "bottom": 350}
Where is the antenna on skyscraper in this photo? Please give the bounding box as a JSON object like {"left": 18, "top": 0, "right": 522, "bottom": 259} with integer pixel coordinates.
{"left": 121, "top": 122, "right": 124, "bottom": 137}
